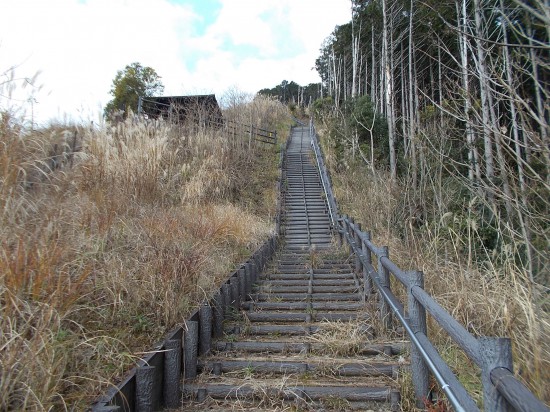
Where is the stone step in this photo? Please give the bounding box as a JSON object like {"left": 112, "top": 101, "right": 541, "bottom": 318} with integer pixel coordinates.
{"left": 257, "top": 279, "right": 357, "bottom": 287}
{"left": 261, "top": 273, "right": 354, "bottom": 280}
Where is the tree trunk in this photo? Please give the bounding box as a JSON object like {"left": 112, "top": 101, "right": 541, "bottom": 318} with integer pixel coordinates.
{"left": 351, "top": 10, "right": 359, "bottom": 99}
{"left": 501, "top": 0, "right": 534, "bottom": 280}
{"left": 332, "top": 47, "right": 339, "bottom": 107}
{"left": 526, "top": 15, "right": 550, "bottom": 185}
{"left": 371, "top": 29, "right": 377, "bottom": 107}
{"left": 458, "top": 0, "right": 481, "bottom": 184}
{"left": 438, "top": 46, "right": 443, "bottom": 128}
{"left": 382, "top": 0, "right": 397, "bottom": 180}
{"left": 409, "top": 0, "right": 417, "bottom": 189}
{"left": 473, "top": 0, "right": 496, "bottom": 185}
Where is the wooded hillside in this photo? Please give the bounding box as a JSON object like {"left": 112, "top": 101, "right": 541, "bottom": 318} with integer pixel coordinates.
{"left": 315, "top": 0, "right": 548, "bottom": 286}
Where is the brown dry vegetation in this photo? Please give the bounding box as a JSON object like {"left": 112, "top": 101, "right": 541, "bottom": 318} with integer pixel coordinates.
{"left": 0, "top": 94, "right": 290, "bottom": 410}
{"left": 317, "top": 124, "right": 550, "bottom": 407}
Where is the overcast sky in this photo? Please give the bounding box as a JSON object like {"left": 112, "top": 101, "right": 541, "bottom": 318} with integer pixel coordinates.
{"left": 0, "top": 0, "right": 351, "bottom": 124}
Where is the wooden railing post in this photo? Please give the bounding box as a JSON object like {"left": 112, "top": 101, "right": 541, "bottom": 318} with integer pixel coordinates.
{"left": 230, "top": 276, "right": 240, "bottom": 311}
{"left": 183, "top": 320, "right": 199, "bottom": 380}
{"left": 354, "top": 222, "right": 363, "bottom": 274}
{"left": 378, "top": 246, "right": 392, "bottom": 330}
{"left": 136, "top": 366, "right": 156, "bottom": 412}
{"left": 348, "top": 216, "right": 354, "bottom": 255}
{"left": 221, "top": 283, "right": 231, "bottom": 314}
{"left": 212, "top": 291, "right": 224, "bottom": 338}
{"left": 362, "top": 231, "right": 373, "bottom": 301}
{"left": 163, "top": 339, "right": 182, "bottom": 408}
{"left": 479, "top": 337, "right": 513, "bottom": 412}
{"left": 199, "top": 303, "right": 212, "bottom": 355}
{"left": 245, "top": 262, "right": 254, "bottom": 294}
{"left": 238, "top": 267, "right": 246, "bottom": 303}
{"left": 408, "top": 270, "right": 429, "bottom": 408}
{"left": 337, "top": 218, "right": 344, "bottom": 247}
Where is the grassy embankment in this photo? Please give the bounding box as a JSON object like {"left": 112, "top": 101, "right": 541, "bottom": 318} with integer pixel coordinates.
{"left": 315, "top": 123, "right": 549, "bottom": 409}
{"left": 0, "top": 96, "right": 291, "bottom": 410}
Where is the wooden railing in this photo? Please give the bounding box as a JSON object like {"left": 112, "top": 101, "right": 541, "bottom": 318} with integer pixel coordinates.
{"left": 309, "top": 119, "right": 549, "bottom": 412}
{"left": 210, "top": 118, "right": 277, "bottom": 145}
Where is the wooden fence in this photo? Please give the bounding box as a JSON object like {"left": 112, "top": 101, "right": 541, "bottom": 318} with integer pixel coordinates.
{"left": 309, "top": 119, "right": 548, "bottom": 412}
{"left": 139, "top": 97, "right": 277, "bottom": 145}
{"left": 210, "top": 118, "right": 277, "bottom": 145}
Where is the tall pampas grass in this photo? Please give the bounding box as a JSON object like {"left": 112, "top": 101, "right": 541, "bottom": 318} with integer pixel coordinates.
{"left": 1, "top": 93, "right": 290, "bottom": 409}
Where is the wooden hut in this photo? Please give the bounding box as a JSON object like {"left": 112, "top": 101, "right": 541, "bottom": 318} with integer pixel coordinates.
{"left": 139, "top": 94, "right": 223, "bottom": 127}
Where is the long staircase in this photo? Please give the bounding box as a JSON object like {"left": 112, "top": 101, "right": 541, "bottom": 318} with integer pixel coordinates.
{"left": 180, "top": 127, "right": 405, "bottom": 411}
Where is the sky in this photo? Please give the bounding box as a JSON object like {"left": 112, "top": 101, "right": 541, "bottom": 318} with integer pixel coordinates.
{"left": 0, "top": 0, "right": 351, "bottom": 125}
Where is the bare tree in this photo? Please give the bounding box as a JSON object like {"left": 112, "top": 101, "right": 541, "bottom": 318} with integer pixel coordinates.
{"left": 381, "top": 0, "right": 397, "bottom": 180}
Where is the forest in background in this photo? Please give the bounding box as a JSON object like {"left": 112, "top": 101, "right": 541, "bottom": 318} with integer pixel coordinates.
{"left": 258, "top": 80, "right": 322, "bottom": 115}
{"left": 314, "top": 0, "right": 548, "bottom": 286}
{"left": 310, "top": 0, "right": 548, "bottom": 402}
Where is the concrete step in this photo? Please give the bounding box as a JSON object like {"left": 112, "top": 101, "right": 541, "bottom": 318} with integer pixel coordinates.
{"left": 223, "top": 323, "right": 372, "bottom": 336}
{"left": 198, "top": 359, "right": 399, "bottom": 378}
{"left": 241, "top": 301, "right": 365, "bottom": 311}
{"left": 212, "top": 340, "right": 406, "bottom": 356}
{"left": 251, "top": 293, "right": 362, "bottom": 302}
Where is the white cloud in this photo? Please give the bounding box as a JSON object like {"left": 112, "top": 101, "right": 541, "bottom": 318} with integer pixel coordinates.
{"left": 0, "top": 0, "right": 350, "bottom": 124}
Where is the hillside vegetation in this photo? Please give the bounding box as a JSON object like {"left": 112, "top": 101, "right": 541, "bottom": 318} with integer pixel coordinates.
{"left": 315, "top": 118, "right": 549, "bottom": 406}
{"left": 0, "top": 95, "right": 290, "bottom": 410}
{"left": 310, "top": 0, "right": 549, "bottom": 405}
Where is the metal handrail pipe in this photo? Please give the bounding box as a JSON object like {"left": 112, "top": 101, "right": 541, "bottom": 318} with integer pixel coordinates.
{"left": 412, "top": 286, "right": 482, "bottom": 366}
{"left": 343, "top": 217, "right": 408, "bottom": 287}
{"left": 384, "top": 286, "right": 405, "bottom": 317}
{"left": 310, "top": 131, "right": 336, "bottom": 226}
{"left": 309, "top": 123, "right": 338, "bottom": 219}
{"left": 341, "top": 231, "right": 406, "bottom": 316}
{"left": 341, "top": 223, "right": 476, "bottom": 412}
{"left": 376, "top": 269, "right": 474, "bottom": 412}
{"left": 346, "top": 213, "right": 482, "bottom": 366}
{"left": 414, "top": 332, "right": 481, "bottom": 411}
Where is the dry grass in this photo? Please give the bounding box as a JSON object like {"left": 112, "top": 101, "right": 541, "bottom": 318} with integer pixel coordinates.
{"left": 306, "top": 319, "right": 373, "bottom": 357}
{"left": 317, "top": 127, "right": 550, "bottom": 407}
{"left": 0, "top": 95, "right": 290, "bottom": 410}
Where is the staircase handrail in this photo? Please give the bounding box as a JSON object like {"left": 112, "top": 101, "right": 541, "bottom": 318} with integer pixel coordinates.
{"left": 308, "top": 118, "right": 548, "bottom": 412}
